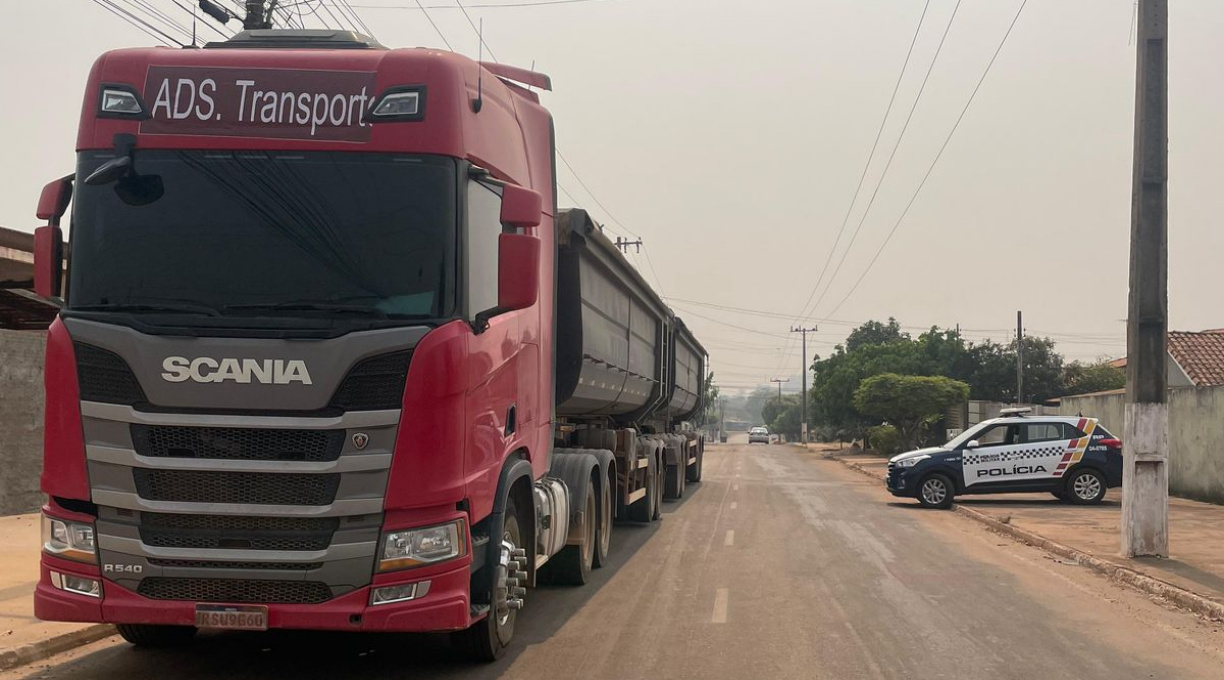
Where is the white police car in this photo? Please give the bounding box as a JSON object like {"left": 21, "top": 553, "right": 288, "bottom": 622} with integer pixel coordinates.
{"left": 885, "top": 409, "right": 1123, "bottom": 509}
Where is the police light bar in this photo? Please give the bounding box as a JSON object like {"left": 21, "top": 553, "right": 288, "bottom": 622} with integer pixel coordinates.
{"left": 98, "top": 86, "right": 145, "bottom": 118}
{"left": 999, "top": 407, "right": 1032, "bottom": 417}
{"left": 369, "top": 87, "right": 425, "bottom": 121}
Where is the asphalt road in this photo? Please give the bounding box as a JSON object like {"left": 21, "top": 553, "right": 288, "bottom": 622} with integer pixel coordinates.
{"left": 9, "top": 438, "right": 1224, "bottom": 680}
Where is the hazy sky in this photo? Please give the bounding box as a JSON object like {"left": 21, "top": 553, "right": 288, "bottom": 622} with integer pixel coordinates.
{"left": 3, "top": 0, "right": 1221, "bottom": 394}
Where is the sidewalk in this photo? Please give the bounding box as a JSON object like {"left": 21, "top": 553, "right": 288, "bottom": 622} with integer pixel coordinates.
{"left": 0, "top": 514, "right": 113, "bottom": 670}
{"left": 832, "top": 452, "right": 1224, "bottom": 615}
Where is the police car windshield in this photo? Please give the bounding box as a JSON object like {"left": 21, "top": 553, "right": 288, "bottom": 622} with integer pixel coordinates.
{"left": 946, "top": 422, "right": 994, "bottom": 448}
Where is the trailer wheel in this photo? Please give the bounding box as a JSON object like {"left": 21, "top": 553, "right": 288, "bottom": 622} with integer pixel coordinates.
{"left": 549, "top": 477, "right": 595, "bottom": 585}
{"left": 651, "top": 455, "right": 664, "bottom": 521}
{"left": 116, "top": 624, "right": 196, "bottom": 648}
{"left": 628, "top": 452, "right": 655, "bottom": 523}
{"left": 665, "top": 460, "right": 684, "bottom": 500}
{"left": 593, "top": 470, "right": 612, "bottom": 568}
{"left": 454, "top": 498, "right": 522, "bottom": 662}
{"left": 686, "top": 441, "right": 703, "bottom": 483}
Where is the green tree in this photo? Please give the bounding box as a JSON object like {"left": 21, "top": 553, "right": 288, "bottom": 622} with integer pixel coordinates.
{"left": 771, "top": 401, "right": 802, "bottom": 440}
{"left": 761, "top": 394, "right": 798, "bottom": 428}
{"left": 852, "top": 373, "right": 970, "bottom": 450}
{"left": 845, "top": 318, "right": 909, "bottom": 353}
{"left": 702, "top": 371, "right": 720, "bottom": 426}
{"left": 1063, "top": 360, "right": 1125, "bottom": 396}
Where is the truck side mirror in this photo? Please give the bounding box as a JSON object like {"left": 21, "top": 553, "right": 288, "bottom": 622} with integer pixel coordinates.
{"left": 500, "top": 184, "right": 542, "bottom": 229}
{"left": 34, "top": 176, "right": 73, "bottom": 299}
{"left": 498, "top": 233, "right": 540, "bottom": 311}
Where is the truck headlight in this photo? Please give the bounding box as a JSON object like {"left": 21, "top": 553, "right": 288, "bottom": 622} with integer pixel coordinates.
{"left": 378, "top": 520, "right": 466, "bottom": 572}
{"left": 895, "top": 455, "right": 929, "bottom": 469}
{"left": 42, "top": 515, "right": 97, "bottom": 564}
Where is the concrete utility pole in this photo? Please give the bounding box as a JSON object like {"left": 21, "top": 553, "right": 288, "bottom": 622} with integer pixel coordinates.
{"left": 769, "top": 377, "right": 789, "bottom": 408}
{"left": 791, "top": 326, "right": 818, "bottom": 444}
{"left": 1123, "top": 0, "right": 1169, "bottom": 558}
{"left": 1016, "top": 311, "right": 1024, "bottom": 405}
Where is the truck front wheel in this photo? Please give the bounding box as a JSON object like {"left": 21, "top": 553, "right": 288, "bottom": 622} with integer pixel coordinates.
{"left": 116, "top": 624, "right": 196, "bottom": 647}
{"left": 454, "top": 498, "right": 523, "bottom": 662}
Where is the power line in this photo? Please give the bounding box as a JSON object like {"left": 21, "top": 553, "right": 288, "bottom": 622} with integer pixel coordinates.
{"left": 787, "top": 0, "right": 932, "bottom": 336}
{"left": 822, "top": 0, "right": 1029, "bottom": 320}
{"left": 455, "top": 0, "right": 499, "bottom": 62}
{"left": 337, "top": 0, "right": 376, "bottom": 35}
{"left": 807, "top": 0, "right": 963, "bottom": 320}
{"left": 349, "top": 0, "right": 617, "bottom": 9}
{"left": 772, "top": 0, "right": 935, "bottom": 380}
{"left": 93, "top": 0, "right": 184, "bottom": 45}
{"left": 412, "top": 0, "right": 454, "bottom": 48}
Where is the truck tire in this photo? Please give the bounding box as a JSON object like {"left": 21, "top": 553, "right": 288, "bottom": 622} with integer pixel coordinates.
{"left": 453, "top": 498, "right": 522, "bottom": 662}
{"left": 628, "top": 452, "right": 656, "bottom": 523}
{"left": 548, "top": 477, "right": 595, "bottom": 585}
{"left": 116, "top": 624, "right": 196, "bottom": 647}
{"left": 651, "top": 455, "right": 664, "bottom": 521}
{"left": 686, "top": 440, "right": 703, "bottom": 483}
{"left": 593, "top": 468, "right": 612, "bottom": 568}
{"left": 665, "top": 460, "right": 685, "bottom": 500}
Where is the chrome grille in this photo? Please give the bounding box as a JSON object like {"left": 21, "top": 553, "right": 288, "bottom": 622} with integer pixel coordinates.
{"left": 139, "top": 514, "right": 338, "bottom": 551}
{"left": 130, "top": 425, "right": 345, "bottom": 462}
{"left": 147, "top": 558, "right": 323, "bottom": 571}
{"left": 132, "top": 469, "right": 340, "bottom": 506}
{"left": 137, "top": 577, "right": 333, "bottom": 604}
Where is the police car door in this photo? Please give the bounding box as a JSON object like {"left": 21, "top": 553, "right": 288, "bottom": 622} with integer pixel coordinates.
{"left": 962, "top": 422, "right": 1068, "bottom": 487}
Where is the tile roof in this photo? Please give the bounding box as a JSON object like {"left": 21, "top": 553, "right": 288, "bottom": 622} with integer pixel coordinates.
{"left": 1168, "top": 331, "right": 1224, "bottom": 387}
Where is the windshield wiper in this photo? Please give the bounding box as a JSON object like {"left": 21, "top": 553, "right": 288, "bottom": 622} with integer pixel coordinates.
{"left": 71, "top": 302, "right": 220, "bottom": 317}
{"left": 224, "top": 302, "right": 389, "bottom": 319}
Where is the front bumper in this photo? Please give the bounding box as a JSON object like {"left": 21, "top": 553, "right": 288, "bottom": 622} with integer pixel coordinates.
{"left": 885, "top": 466, "right": 914, "bottom": 497}
{"left": 35, "top": 554, "right": 474, "bottom": 633}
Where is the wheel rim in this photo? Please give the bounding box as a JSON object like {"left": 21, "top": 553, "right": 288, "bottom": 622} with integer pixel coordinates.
{"left": 1073, "top": 473, "right": 1101, "bottom": 500}
{"left": 582, "top": 490, "right": 595, "bottom": 566}
{"left": 598, "top": 482, "right": 611, "bottom": 557}
{"left": 493, "top": 518, "right": 521, "bottom": 642}
{"left": 921, "top": 478, "right": 947, "bottom": 505}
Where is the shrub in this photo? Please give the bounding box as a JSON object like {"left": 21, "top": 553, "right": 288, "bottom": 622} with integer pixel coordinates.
{"left": 867, "top": 424, "right": 902, "bottom": 455}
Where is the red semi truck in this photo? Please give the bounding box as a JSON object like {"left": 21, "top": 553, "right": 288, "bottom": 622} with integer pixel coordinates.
{"left": 31, "top": 29, "right": 706, "bottom": 661}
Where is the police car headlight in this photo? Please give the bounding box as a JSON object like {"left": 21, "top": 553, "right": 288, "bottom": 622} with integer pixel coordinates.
{"left": 895, "top": 455, "right": 929, "bottom": 469}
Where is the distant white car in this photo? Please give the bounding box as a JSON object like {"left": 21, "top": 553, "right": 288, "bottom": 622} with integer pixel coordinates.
{"left": 748, "top": 427, "right": 770, "bottom": 444}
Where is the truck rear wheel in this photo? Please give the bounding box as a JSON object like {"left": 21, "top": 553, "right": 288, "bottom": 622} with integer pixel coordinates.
{"left": 686, "top": 443, "right": 703, "bottom": 483}
{"left": 628, "top": 452, "right": 657, "bottom": 523}
{"left": 454, "top": 498, "right": 522, "bottom": 662}
{"left": 665, "top": 460, "right": 684, "bottom": 501}
{"left": 116, "top": 624, "right": 196, "bottom": 648}
{"left": 593, "top": 471, "right": 612, "bottom": 568}
{"left": 549, "top": 477, "right": 595, "bottom": 585}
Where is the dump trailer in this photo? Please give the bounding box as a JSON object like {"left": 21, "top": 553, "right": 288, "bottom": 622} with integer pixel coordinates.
{"left": 30, "top": 29, "right": 705, "bottom": 661}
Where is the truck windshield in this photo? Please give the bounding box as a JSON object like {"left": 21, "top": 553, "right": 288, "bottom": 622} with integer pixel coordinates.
{"left": 67, "top": 150, "right": 457, "bottom": 325}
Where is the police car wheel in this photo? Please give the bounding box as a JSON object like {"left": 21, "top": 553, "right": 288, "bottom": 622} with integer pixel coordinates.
{"left": 1067, "top": 469, "right": 1106, "bottom": 505}
{"left": 917, "top": 473, "right": 954, "bottom": 509}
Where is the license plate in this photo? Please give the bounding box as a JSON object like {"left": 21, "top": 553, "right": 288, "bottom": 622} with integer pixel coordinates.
{"left": 194, "top": 604, "right": 268, "bottom": 631}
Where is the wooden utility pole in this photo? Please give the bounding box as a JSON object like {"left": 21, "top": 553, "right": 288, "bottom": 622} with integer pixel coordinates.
{"left": 791, "top": 326, "right": 818, "bottom": 444}
{"left": 1123, "top": 0, "right": 1169, "bottom": 558}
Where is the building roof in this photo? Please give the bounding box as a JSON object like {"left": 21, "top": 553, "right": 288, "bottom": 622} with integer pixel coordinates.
{"left": 1168, "top": 330, "right": 1224, "bottom": 387}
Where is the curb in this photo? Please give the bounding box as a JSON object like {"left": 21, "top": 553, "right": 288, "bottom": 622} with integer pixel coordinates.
{"left": 833, "top": 457, "right": 1224, "bottom": 623}
{"left": 0, "top": 624, "right": 115, "bottom": 672}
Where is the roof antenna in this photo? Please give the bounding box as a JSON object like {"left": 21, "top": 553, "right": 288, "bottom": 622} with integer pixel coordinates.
{"left": 472, "top": 18, "right": 484, "bottom": 113}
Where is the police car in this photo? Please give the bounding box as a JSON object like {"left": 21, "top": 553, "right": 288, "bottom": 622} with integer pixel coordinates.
{"left": 886, "top": 409, "right": 1123, "bottom": 509}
